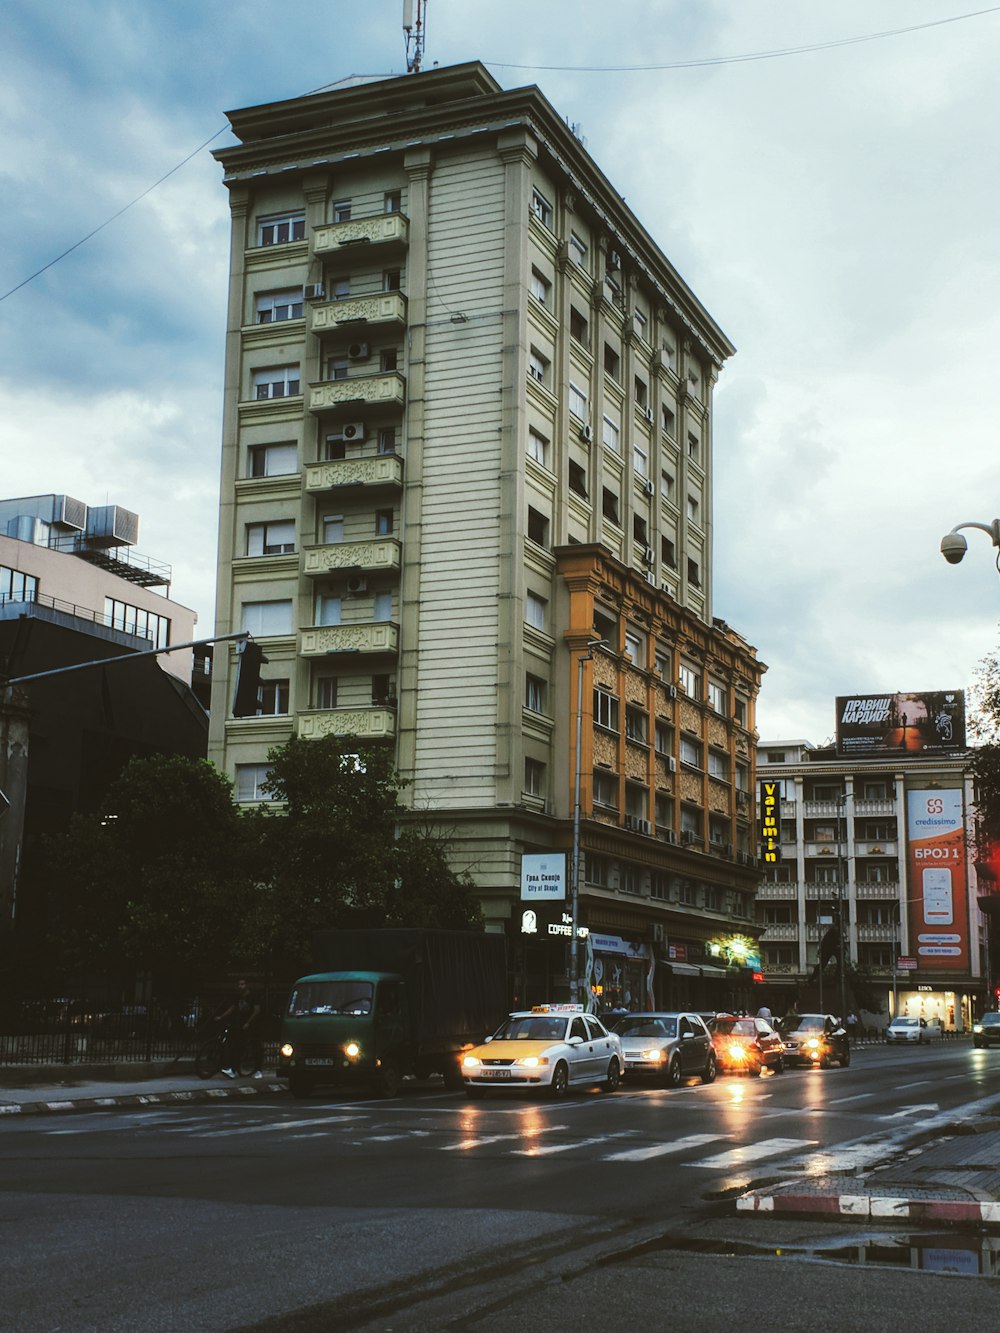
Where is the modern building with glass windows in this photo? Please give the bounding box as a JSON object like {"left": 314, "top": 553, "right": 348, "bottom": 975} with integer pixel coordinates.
{"left": 209, "top": 63, "right": 764, "bottom": 1009}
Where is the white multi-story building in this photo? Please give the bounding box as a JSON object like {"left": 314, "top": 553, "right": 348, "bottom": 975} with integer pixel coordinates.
{"left": 209, "top": 63, "right": 764, "bottom": 1008}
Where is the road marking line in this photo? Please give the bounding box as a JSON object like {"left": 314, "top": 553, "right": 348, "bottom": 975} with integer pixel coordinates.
{"left": 442, "top": 1124, "right": 571, "bottom": 1151}
{"left": 513, "top": 1133, "right": 632, "bottom": 1157}
{"left": 825, "top": 1093, "right": 874, "bottom": 1105}
{"left": 604, "top": 1133, "right": 727, "bottom": 1162}
{"left": 693, "top": 1137, "right": 816, "bottom": 1169}
{"left": 196, "top": 1115, "right": 364, "bottom": 1137}
{"left": 896, "top": 1080, "right": 932, "bottom": 1090}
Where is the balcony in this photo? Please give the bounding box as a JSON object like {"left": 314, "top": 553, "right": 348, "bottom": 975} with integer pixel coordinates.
{"left": 804, "top": 842, "right": 846, "bottom": 859}
{"left": 307, "top": 372, "right": 405, "bottom": 416}
{"left": 854, "top": 799, "right": 896, "bottom": 816}
{"left": 804, "top": 883, "right": 844, "bottom": 899}
{"left": 305, "top": 454, "right": 403, "bottom": 495}
{"left": 298, "top": 707, "right": 397, "bottom": 741}
{"left": 308, "top": 291, "right": 407, "bottom": 336}
{"left": 855, "top": 881, "right": 900, "bottom": 899}
{"left": 855, "top": 840, "right": 898, "bottom": 857}
{"left": 760, "top": 925, "right": 799, "bottom": 942}
{"left": 803, "top": 800, "right": 845, "bottom": 817}
{"left": 857, "top": 924, "right": 897, "bottom": 943}
{"left": 303, "top": 538, "right": 401, "bottom": 579}
{"left": 756, "top": 883, "right": 798, "bottom": 900}
{"left": 300, "top": 622, "right": 399, "bottom": 658}
{"left": 313, "top": 213, "right": 409, "bottom": 256}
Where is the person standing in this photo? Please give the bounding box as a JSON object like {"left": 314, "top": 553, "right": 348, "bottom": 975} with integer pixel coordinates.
{"left": 847, "top": 1011, "right": 859, "bottom": 1046}
{"left": 219, "top": 979, "right": 264, "bottom": 1079}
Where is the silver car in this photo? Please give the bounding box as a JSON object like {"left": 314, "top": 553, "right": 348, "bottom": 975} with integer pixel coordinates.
{"left": 611, "top": 1011, "right": 717, "bottom": 1087}
{"left": 885, "top": 1015, "right": 935, "bottom": 1045}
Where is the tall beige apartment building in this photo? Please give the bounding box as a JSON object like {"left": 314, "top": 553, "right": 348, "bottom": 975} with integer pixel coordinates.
{"left": 209, "top": 63, "right": 764, "bottom": 1009}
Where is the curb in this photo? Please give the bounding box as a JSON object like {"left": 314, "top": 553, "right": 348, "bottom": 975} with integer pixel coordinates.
{"left": 0, "top": 1081, "right": 288, "bottom": 1117}
{"left": 737, "top": 1191, "right": 1000, "bottom": 1228}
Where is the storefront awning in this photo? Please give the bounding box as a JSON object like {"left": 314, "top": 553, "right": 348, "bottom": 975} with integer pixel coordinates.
{"left": 698, "top": 964, "right": 731, "bottom": 977}
{"left": 667, "top": 961, "right": 702, "bottom": 976}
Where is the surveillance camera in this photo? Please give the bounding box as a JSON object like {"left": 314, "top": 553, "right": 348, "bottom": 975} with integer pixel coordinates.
{"left": 940, "top": 532, "right": 968, "bottom": 565}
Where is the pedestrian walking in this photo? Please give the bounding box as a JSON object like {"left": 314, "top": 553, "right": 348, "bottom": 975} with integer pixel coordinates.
{"left": 218, "top": 979, "right": 264, "bottom": 1078}
{"left": 847, "top": 1011, "right": 859, "bottom": 1046}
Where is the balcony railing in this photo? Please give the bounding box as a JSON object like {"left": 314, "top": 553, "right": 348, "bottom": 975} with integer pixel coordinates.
{"left": 803, "top": 800, "right": 845, "bottom": 817}
{"left": 300, "top": 622, "right": 399, "bottom": 657}
{"left": 855, "top": 881, "right": 900, "bottom": 899}
{"left": 308, "top": 291, "right": 407, "bottom": 335}
{"left": 307, "top": 371, "right": 406, "bottom": 415}
{"left": 305, "top": 454, "right": 403, "bottom": 495}
{"left": 756, "top": 883, "right": 798, "bottom": 900}
{"left": 760, "top": 925, "right": 799, "bottom": 942}
{"left": 854, "top": 799, "right": 896, "bottom": 816}
{"left": 298, "top": 707, "right": 397, "bottom": 740}
{"left": 313, "top": 213, "right": 409, "bottom": 255}
{"left": 303, "top": 538, "right": 401, "bottom": 578}
{"left": 855, "top": 840, "right": 898, "bottom": 857}
{"left": 857, "top": 924, "right": 897, "bottom": 943}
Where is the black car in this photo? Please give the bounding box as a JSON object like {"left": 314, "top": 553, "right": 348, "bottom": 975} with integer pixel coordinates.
{"left": 777, "top": 1013, "right": 850, "bottom": 1068}
{"left": 973, "top": 1012, "right": 1000, "bottom": 1048}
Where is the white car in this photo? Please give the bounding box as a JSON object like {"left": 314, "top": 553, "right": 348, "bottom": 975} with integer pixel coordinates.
{"left": 885, "top": 1015, "right": 935, "bottom": 1044}
{"left": 462, "top": 1005, "right": 623, "bottom": 1097}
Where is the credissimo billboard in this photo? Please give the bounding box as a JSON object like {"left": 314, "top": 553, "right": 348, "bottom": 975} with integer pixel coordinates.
{"left": 836, "top": 691, "right": 965, "bottom": 756}
{"left": 906, "top": 789, "right": 969, "bottom": 970}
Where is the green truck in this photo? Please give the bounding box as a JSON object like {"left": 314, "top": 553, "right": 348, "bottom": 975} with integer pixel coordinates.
{"left": 277, "top": 928, "right": 509, "bottom": 1097}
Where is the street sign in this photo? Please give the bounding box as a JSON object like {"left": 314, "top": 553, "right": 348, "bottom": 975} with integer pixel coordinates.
{"left": 896, "top": 956, "right": 917, "bottom": 970}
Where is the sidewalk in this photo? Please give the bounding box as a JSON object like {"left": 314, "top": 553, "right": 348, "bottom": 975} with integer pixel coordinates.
{"left": 0, "top": 1062, "right": 287, "bottom": 1115}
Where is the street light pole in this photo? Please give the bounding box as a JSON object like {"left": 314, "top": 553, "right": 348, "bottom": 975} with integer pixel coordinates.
{"left": 838, "top": 792, "right": 849, "bottom": 1022}
{"left": 570, "top": 639, "right": 605, "bottom": 1005}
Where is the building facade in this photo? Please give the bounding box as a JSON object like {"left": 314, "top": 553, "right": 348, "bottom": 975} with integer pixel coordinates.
{"left": 209, "top": 63, "right": 764, "bottom": 1008}
{"left": 757, "top": 737, "right": 983, "bottom": 1031}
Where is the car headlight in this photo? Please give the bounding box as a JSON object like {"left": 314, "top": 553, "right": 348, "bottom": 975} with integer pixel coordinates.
{"left": 727, "top": 1043, "right": 746, "bottom": 1061}
{"left": 462, "top": 1054, "right": 481, "bottom": 1069}
{"left": 344, "top": 1042, "right": 360, "bottom": 1060}
{"left": 513, "top": 1056, "right": 549, "bottom": 1068}
{"left": 280, "top": 1042, "right": 294, "bottom": 1059}
{"left": 640, "top": 1048, "right": 667, "bottom": 1062}
{"left": 806, "top": 1038, "right": 820, "bottom": 1051}
{"left": 973, "top": 1024, "right": 984, "bottom": 1034}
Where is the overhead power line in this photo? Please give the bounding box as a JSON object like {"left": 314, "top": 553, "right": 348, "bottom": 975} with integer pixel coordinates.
{"left": 488, "top": 5, "right": 1000, "bottom": 73}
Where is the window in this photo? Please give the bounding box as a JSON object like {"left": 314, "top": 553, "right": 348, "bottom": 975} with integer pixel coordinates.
{"left": 375, "top": 508, "right": 394, "bottom": 536}
{"left": 315, "top": 594, "right": 341, "bottom": 626}
{"left": 527, "top": 506, "right": 549, "bottom": 548}
{"left": 680, "top": 806, "right": 702, "bottom": 838}
{"left": 246, "top": 520, "right": 295, "bottom": 556}
{"left": 378, "top": 427, "right": 397, "bottom": 455}
{"left": 593, "top": 689, "right": 620, "bottom": 732}
{"left": 660, "top": 469, "right": 675, "bottom": 501}
{"left": 651, "top": 868, "right": 669, "bottom": 897}
{"left": 624, "top": 626, "right": 645, "bottom": 665}
{"left": 864, "top": 782, "right": 889, "bottom": 799}
{"left": 104, "top": 598, "right": 170, "bottom": 649}
{"left": 568, "top": 381, "right": 588, "bottom": 419}
{"left": 330, "top": 276, "right": 351, "bottom": 300}
{"left": 680, "top": 736, "right": 702, "bottom": 769}
{"left": 734, "top": 697, "right": 748, "bottom": 728}
{"left": 380, "top": 348, "right": 398, "bottom": 372}
{"left": 528, "top": 348, "right": 549, "bottom": 384}
{"left": 327, "top": 357, "right": 349, "bottom": 381}
{"left": 708, "top": 680, "right": 726, "bottom": 713}
{"left": 372, "top": 674, "right": 395, "bottom": 705}
{"left": 373, "top": 592, "right": 393, "bottom": 622}
{"left": 687, "top": 495, "right": 699, "bottom": 522}
{"left": 241, "top": 600, "right": 293, "bottom": 636}
{"left": 525, "top": 674, "right": 546, "bottom": 713}
{"left": 525, "top": 592, "right": 547, "bottom": 631}
{"left": 249, "top": 442, "right": 297, "bottom": 478}
{"left": 602, "top": 416, "right": 620, "bottom": 453}
{"left": 530, "top": 188, "right": 553, "bottom": 227}
{"left": 603, "top": 343, "right": 621, "bottom": 381}
{"left": 252, "top": 365, "right": 300, "bottom": 400}
{"left": 524, "top": 758, "right": 545, "bottom": 797}
{"left": 569, "top": 307, "right": 589, "bottom": 345}
{"left": 593, "top": 770, "right": 618, "bottom": 809}
{"left": 530, "top": 268, "right": 551, "bottom": 306}
{"left": 678, "top": 661, "right": 699, "bottom": 698}
{"left": 259, "top": 678, "right": 290, "bottom": 715}
{"left": 621, "top": 866, "right": 641, "bottom": 894}
{"left": 633, "top": 514, "right": 648, "bottom": 546}
{"left": 527, "top": 427, "right": 548, "bottom": 466}
{"left": 662, "top": 404, "right": 676, "bottom": 436}
{"left": 1, "top": 567, "right": 39, "bottom": 608}
{"left": 625, "top": 706, "right": 647, "bottom": 745}
{"left": 322, "top": 515, "right": 345, "bottom": 544}
{"left": 705, "top": 887, "right": 722, "bottom": 910}
{"left": 316, "top": 677, "right": 338, "bottom": 709}
{"left": 654, "top": 645, "right": 672, "bottom": 678}
{"left": 661, "top": 537, "right": 677, "bottom": 568}
{"left": 593, "top": 608, "right": 617, "bottom": 644}
{"left": 568, "top": 460, "right": 588, "bottom": 499}
{"left": 255, "top": 288, "right": 303, "bottom": 323}
{"left": 257, "top": 212, "right": 304, "bottom": 246}
{"left": 734, "top": 762, "right": 748, "bottom": 792}
{"left": 569, "top": 232, "right": 587, "bottom": 266}
{"left": 634, "top": 376, "right": 648, "bottom": 408}
{"left": 633, "top": 308, "right": 648, "bottom": 339}
{"left": 633, "top": 441, "right": 649, "bottom": 477}
{"left": 383, "top": 269, "right": 402, "bottom": 292}
{"left": 587, "top": 853, "right": 610, "bottom": 887}
{"left": 333, "top": 200, "right": 352, "bottom": 222}
{"left": 687, "top": 558, "right": 701, "bottom": 589}
{"left": 708, "top": 750, "right": 729, "bottom": 781}
{"left": 687, "top": 432, "right": 699, "bottom": 462}
{"left": 324, "top": 435, "right": 347, "bottom": 461}
{"left": 236, "top": 764, "right": 274, "bottom": 802}
{"left": 384, "top": 189, "right": 402, "bottom": 214}
{"left": 678, "top": 880, "right": 697, "bottom": 906}
{"left": 767, "top": 750, "right": 786, "bottom": 765}
{"left": 654, "top": 721, "right": 672, "bottom": 755}
{"left": 602, "top": 488, "right": 620, "bottom": 526}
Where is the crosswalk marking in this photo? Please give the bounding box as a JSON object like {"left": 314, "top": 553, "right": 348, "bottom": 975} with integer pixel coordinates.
{"left": 605, "top": 1133, "right": 726, "bottom": 1163}
{"left": 195, "top": 1115, "right": 363, "bottom": 1137}
{"left": 442, "top": 1124, "right": 570, "bottom": 1151}
{"left": 513, "top": 1132, "right": 633, "bottom": 1157}
{"left": 693, "top": 1137, "right": 816, "bottom": 1169}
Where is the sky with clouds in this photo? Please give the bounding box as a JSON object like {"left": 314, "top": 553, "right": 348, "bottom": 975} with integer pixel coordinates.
{"left": 3, "top": 0, "right": 999, "bottom": 744}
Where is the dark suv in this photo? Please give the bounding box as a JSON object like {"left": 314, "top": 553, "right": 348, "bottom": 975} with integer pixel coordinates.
{"left": 777, "top": 1013, "right": 850, "bottom": 1068}
{"left": 973, "top": 1012, "right": 1000, "bottom": 1048}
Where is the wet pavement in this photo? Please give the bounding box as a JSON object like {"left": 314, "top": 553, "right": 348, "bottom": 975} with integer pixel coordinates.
{"left": 0, "top": 1061, "right": 287, "bottom": 1114}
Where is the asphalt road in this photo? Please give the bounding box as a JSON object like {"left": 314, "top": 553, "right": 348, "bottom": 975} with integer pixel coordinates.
{"left": 4, "top": 1041, "right": 1000, "bottom": 1332}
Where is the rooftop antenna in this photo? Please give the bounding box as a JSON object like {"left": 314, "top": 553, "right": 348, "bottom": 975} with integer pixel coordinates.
{"left": 403, "top": 0, "right": 427, "bottom": 73}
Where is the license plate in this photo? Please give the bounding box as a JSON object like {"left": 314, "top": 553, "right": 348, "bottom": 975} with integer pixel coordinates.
{"left": 304, "top": 1058, "right": 336, "bottom": 1066}
{"left": 480, "top": 1068, "right": 511, "bottom": 1079}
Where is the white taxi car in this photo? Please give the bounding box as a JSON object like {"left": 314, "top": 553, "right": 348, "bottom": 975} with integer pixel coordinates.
{"left": 462, "top": 1005, "right": 623, "bottom": 1097}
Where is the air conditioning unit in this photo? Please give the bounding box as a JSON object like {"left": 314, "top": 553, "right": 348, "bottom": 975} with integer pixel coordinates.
{"left": 624, "top": 816, "right": 651, "bottom": 835}
{"left": 643, "top": 479, "right": 655, "bottom": 497}
{"left": 653, "top": 922, "right": 668, "bottom": 945}
{"left": 644, "top": 571, "right": 656, "bottom": 586}
{"left": 643, "top": 406, "right": 654, "bottom": 424}
{"left": 680, "top": 830, "right": 695, "bottom": 846}
{"left": 662, "top": 829, "right": 677, "bottom": 845}
{"left": 666, "top": 684, "right": 678, "bottom": 700}
{"left": 579, "top": 423, "right": 593, "bottom": 442}
{"left": 722, "top": 843, "right": 733, "bottom": 858}
{"left": 643, "top": 546, "right": 655, "bottom": 566}
{"left": 660, "top": 580, "right": 673, "bottom": 593}
{"left": 346, "top": 575, "right": 368, "bottom": 595}
{"left": 303, "top": 283, "right": 326, "bottom": 301}
{"left": 607, "top": 248, "right": 622, "bottom": 271}
{"left": 341, "top": 421, "right": 366, "bottom": 442}
{"left": 347, "top": 342, "right": 369, "bottom": 360}
{"left": 667, "top": 756, "right": 677, "bottom": 773}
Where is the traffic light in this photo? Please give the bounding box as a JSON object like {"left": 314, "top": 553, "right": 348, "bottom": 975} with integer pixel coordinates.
{"left": 232, "top": 639, "right": 266, "bottom": 717}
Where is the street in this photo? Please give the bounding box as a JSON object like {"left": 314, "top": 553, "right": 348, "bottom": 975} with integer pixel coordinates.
{"left": 4, "top": 1041, "right": 1000, "bottom": 1331}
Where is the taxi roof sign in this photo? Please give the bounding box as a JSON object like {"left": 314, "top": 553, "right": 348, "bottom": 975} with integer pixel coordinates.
{"left": 530, "top": 1003, "right": 585, "bottom": 1013}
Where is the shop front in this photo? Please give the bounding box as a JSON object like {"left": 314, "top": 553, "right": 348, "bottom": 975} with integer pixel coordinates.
{"left": 890, "top": 982, "right": 973, "bottom": 1033}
